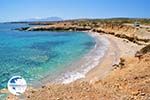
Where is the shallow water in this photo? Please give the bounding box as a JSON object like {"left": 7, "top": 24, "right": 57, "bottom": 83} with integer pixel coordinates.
{"left": 0, "top": 23, "right": 96, "bottom": 89}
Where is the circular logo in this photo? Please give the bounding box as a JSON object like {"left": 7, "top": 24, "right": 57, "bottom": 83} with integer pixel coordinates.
{"left": 7, "top": 76, "right": 27, "bottom": 95}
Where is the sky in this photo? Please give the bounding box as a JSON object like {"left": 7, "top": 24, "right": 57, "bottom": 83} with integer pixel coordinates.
{"left": 0, "top": 0, "right": 150, "bottom": 22}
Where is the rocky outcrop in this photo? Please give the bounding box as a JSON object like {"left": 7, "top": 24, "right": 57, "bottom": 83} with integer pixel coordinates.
{"left": 15, "top": 27, "right": 30, "bottom": 31}
{"left": 16, "top": 22, "right": 150, "bottom": 45}
{"left": 135, "top": 44, "right": 150, "bottom": 58}
{"left": 16, "top": 25, "right": 92, "bottom": 31}
{"left": 93, "top": 24, "right": 150, "bottom": 45}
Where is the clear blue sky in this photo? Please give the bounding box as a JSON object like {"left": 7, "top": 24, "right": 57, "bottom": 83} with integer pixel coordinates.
{"left": 0, "top": 0, "right": 150, "bottom": 22}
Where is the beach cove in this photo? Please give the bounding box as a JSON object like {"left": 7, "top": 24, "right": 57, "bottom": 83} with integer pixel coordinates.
{"left": 7, "top": 30, "right": 144, "bottom": 100}
{"left": 1, "top": 19, "right": 150, "bottom": 100}
{"left": 0, "top": 23, "right": 111, "bottom": 99}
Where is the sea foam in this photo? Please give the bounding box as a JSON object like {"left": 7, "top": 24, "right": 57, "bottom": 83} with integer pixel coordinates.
{"left": 55, "top": 33, "right": 110, "bottom": 84}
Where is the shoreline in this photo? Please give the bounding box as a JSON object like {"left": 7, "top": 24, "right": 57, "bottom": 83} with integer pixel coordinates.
{"left": 0, "top": 31, "right": 110, "bottom": 94}
{"left": 36, "top": 31, "right": 110, "bottom": 85}
{"left": 6, "top": 31, "right": 145, "bottom": 100}
{"left": 85, "top": 32, "right": 143, "bottom": 83}
{"left": 0, "top": 31, "right": 109, "bottom": 92}
{"left": 59, "top": 32, "right": 110, "bottom": 84}
{"left": 85, "top": 32, "right": 120, "bottom": 83}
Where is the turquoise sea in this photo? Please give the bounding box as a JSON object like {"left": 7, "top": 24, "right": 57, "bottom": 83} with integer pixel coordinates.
{"left": 0, "top": 23, "right": 96, "bottom": 89}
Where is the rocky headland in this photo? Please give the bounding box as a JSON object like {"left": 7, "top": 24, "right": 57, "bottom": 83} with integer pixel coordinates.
{"left": 16, "top": 19, "right": 150, "bottom": 45}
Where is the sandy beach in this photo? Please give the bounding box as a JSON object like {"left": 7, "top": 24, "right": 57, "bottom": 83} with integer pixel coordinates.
{"left": 85, "top": 32, "right": 143, "bottom": 83}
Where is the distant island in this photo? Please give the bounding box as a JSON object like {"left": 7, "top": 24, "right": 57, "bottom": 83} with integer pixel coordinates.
{"left": 24, "top": 16, "right": 63, "bottom": 22}
{"left": 5, "top": 16, "right": 63, "bottom": 24}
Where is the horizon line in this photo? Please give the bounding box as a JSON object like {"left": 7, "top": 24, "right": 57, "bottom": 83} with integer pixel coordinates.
{"left": 1, "top": 17, "right": 150, "bottom": 23}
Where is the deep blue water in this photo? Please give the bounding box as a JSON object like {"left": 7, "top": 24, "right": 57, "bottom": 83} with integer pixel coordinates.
{"left": 0, "top": 23, "right": 95, "bottom": 89}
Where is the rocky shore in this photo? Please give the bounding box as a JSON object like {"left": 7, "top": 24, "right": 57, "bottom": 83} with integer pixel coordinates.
{"left": 16, "top": 25, "right": 91, "bottom": 31}
{"left": 93, "top": 23, "right": 150, "bottom": 45}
